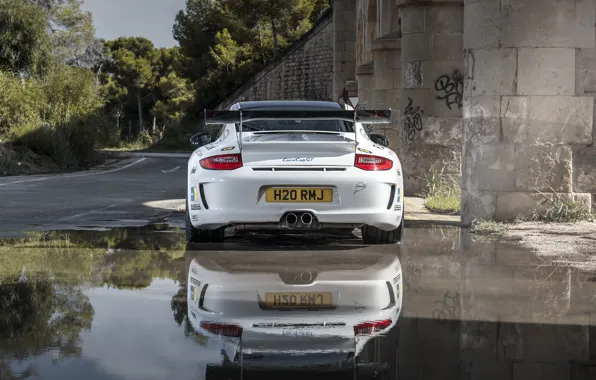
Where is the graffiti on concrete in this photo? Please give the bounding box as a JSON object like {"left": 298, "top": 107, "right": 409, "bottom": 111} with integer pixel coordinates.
{"left": 432, "top": 290, "right": 461, "bottom": 331}
{"left": 404, "top": 258, "right": 421, "bottom": 293}
{"left": 435, "top": 70, "right": 464, "bottom": 109}
{"left": 404, "top": 97, "right": 424, "bottom": 143}
{"left": 464, "top": 50, "right": 476, "bottom": 92}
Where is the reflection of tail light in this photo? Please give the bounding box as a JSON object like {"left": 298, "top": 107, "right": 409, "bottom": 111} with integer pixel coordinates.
{"left": 200, "top": 322, "right": 243, "bottom": 337}
{"left": 353, "top": 319, "right": 392, "bottom": 336}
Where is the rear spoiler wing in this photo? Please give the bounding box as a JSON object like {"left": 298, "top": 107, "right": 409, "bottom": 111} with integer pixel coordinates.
{"left": 203, "top": 108, "right": 392, "bottom": 150}
{"left": 203, "top": 109, "right": 392, "bottom": 125}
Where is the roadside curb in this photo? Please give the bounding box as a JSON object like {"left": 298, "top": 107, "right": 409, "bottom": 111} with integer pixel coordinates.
{"left": 106, "top": 151, "right": 192, "bottom": 158}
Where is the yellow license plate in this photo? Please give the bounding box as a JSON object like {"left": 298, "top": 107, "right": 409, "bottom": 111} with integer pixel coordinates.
{"left": 264, "top": 292, "right": 333, "bottom": 308}
{"left": 265, "top": 188, "right": 333, "bottom": 203}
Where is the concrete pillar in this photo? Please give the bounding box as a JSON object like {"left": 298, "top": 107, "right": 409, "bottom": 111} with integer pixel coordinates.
{"left": 379, "top": 0, "right": 400, "bottom": 37}
{"left": 398, "top": 0, "right": 464, "bottom": 196}
{"left": 356, "top": 63, "right": 374, "bottom": 110}
{"left": 462, "top": 0, "right": 595, "bottom": 225}
{"left": 333, "top": 0, "right": 358, "bottom": 101}
{"left": 371, "top": 34, "right": 401, "bottom": 155}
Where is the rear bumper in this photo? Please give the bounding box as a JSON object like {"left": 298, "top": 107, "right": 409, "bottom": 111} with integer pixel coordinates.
{"left": 188, "top": 167, "right": 403, "bottom": 230}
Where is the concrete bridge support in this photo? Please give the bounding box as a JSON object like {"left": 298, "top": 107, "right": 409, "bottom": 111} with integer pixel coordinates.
{"left": 399, "top": 0, "right": 464, "bottom": 196}
{"left": 461, "top": 0, "right": 595, "bottom": 225}
{"left": 333, "top": 0, "right": 358, "bottom": 99}
{"left": 372, "top": 35, "right": 402, "bottom": 156}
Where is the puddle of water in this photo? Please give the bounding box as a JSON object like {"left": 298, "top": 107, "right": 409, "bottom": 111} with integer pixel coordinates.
{"left": 0, "top": 225, "right": 595, "bottom": 380}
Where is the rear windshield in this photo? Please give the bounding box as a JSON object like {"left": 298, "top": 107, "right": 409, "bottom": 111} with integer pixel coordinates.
{"left": 235, "top": 119, "right": 355, "bottom": 133}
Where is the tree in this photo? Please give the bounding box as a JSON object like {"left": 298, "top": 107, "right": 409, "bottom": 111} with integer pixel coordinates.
{"left": 47, "top": 0, "right": 101, "bottom": 67}
{"left": 41, "top": 64, "right": 105, "bottom": 125}
{"left": 0, "top": 0, "right": 53, "bottom": 76}
{"left": 173, "top": 0, "right": 223, "bottom": 81}
{"left": 171, "top": 0, "right": 329, "bottom": 113}
{"left": 25, "top": 0, "right": 66, "bottom": 10}
{"left": 226, "top": 0, "right": 316, "bottom": 58}
{"left": 151, "top": 72, "right": 195, "bottom": 125}
{"left": 104, "top": 37, "right": 157, "bottom": 131}
{"left": 22, "top": 0, "right": 103, "bottom": 68}
{"left": 0, "top": 276, "right": 94, "bottom": 360}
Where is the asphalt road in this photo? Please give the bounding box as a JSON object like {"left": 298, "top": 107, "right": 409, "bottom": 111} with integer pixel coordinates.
{"left": 0, "top": 156, "right": 188, "bottom": 238}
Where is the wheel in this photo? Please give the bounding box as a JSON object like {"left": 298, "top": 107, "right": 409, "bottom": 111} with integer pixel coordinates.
{"left": 185, "top": 199, "right": 226, "bottom": 243}
{"left": 361, "top": 210, "right": 404, "bottom": 245}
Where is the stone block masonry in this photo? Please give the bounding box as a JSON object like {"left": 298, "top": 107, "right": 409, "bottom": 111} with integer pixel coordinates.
{"left": 399, "top": 0, "right": 464, "bottom": 196}
{"left": 462, "top": 0, "right": 595, "bottom": 226}
{"left": 217, "top": 9, "right": 334, "bottom": 110}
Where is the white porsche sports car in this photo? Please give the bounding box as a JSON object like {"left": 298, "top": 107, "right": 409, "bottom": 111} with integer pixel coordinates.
{"left": 186, "top": 250, "right": 403, "bottom": 372}
{"left": 186, "top": 100, "right": 404, "bottom": 244}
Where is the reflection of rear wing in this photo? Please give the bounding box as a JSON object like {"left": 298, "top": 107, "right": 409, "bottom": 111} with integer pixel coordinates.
{"left": 204, "top": 109, "right": 392, "bottom": 125}
{"left": 204, "top": 108, "right": 392, "bottom": 150}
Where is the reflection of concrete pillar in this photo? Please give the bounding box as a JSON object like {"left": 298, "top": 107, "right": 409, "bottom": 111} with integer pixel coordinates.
{"left": 461, "top": 0, "right": 595, "bottom": 225}
{"left": 371, "top": 34, "right": 401, "bottom": 155}
{"left": 399, "top": 0, "right": 463, "bottom": 196}
{"left": 459, "top": 230, "right": 510, "bottom": 379}
{"left": 333, "top": 0, "right": 358, "bottom": 99}
{"left": 398, "top": 227, "right": 462, "bottom": 380}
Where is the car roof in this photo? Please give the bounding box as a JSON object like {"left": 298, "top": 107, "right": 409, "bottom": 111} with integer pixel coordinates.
{"left": 234, "top": 100, "right": 343, "bottom": 110}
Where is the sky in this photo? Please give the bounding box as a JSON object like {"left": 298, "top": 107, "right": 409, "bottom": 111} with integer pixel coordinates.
{"left": 81, "top": 0, "right": 188, "bottom": 48}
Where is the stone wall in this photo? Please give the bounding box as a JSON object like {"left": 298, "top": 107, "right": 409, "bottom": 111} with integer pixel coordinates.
{"left": 217, "top": 9, "right": 334, "bottom": 110}
{"left": 461, "top": 0, "right": 595, "bottom": 225}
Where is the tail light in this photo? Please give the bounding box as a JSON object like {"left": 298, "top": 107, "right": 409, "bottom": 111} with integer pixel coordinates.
{"left": 355, "top": 154, "right": 393, "bottom": 171}
{"left": 353, "top": 319, "right": 392, "bottom": 336}
{"left": 200, "top": 322, "right": 243, "bottom": 337}
{"left": 200, "top": 154, "right": 243, "bottom": 170}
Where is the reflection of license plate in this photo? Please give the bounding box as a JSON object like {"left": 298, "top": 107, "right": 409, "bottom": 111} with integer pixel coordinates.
{"left": 282, "top": 330, "right": 314, "bottom": 337}
{"left": 265, "top": 188, "right": 333, "bottom": 203}
{"left": 264, "top": 292, "right": 333, "bottom": 308}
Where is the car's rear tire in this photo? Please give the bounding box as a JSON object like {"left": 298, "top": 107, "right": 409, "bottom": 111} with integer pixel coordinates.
{"left": 361, "top": 210, "right": 404, "bottom": 245}
{"left": 185, "top": 200, "right": 226, "bottom": 243}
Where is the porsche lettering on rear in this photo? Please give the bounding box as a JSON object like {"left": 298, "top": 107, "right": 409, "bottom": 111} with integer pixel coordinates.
{"left": 186, "top": 100, "right": 405, "bottom": 244}
{"left": 282, "top": 157, "right": 314, "bottom": 162}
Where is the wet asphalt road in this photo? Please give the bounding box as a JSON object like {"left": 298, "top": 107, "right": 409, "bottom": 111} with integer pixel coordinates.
{"left": 1, "top": 158, "right": 596, "bottom": 380}
{"left": 0, "top": 157, "right": 188, "bottom": 238}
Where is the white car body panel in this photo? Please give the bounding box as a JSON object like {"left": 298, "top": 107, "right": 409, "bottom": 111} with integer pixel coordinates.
{"left": 186, "top": 250, "right": 403, "bottom": 367}
{"left": 187, "top": 101, "right": 404, "bottom": 232}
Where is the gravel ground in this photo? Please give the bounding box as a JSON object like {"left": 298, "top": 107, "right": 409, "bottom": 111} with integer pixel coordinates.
{"left": 503, "top": 221, "right": 596, "bottom": 272}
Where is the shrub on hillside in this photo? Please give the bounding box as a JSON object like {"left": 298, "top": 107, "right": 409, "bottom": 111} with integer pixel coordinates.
{"left": 1, "top": 65, "right": 107, "bottom": 171}
{"left": 0, "top": 72, "right": 45, "bottom": 137}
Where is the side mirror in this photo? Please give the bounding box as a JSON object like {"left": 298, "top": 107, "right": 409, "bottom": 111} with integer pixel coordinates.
{"left": 369, "top": 133, "right": 389, "bottom": 148}
{"left": 190, "top": 132, "right": 213, "bottom": 148}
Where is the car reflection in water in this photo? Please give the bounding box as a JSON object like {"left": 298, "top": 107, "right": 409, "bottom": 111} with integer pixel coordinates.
{"left": 184, "top": 248, "right": 403, "bottom": 379}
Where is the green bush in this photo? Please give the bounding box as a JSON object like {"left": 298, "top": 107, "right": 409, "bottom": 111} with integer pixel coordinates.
{"left": 1, "top": 64, "right": 106, "bottom": 171}
{"left": 0, "top": 71, "right": 45, "bottom": 137}
{"left": 12, "top": 118, "right": 99, "bottom": 169}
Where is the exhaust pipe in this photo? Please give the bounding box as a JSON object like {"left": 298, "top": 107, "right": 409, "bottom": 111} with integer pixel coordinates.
{"left": 286, "top": 213, "right": 298, "bottom": 227}
{"left": 301, "top": 212, "right": 313, "bottom": 226}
